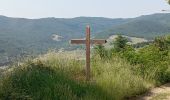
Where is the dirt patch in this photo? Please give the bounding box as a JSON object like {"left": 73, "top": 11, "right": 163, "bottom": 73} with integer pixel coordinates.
{"left": 135, "top": 83, "right": 170, "bottom": 100}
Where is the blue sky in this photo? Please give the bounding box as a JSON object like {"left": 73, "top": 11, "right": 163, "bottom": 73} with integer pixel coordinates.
{"left": 0, "top": 0, "right": 169, "bottom": 18}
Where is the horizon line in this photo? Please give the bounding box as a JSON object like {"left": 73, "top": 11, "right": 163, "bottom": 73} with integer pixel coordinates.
{"left": 0, "top": 12, "right": 169, "bottom": 20}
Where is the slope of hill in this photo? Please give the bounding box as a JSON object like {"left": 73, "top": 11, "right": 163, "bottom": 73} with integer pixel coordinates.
{"left": 97, "top": 13, "right": 170, "bottom": 39}
{"left": 0, "top": 13, "right": 170, "bottom": 65}
{"left": 0, "top": 51, "right": 152, "bottom": 100}
{"left": 0, "top": 16, "right": 127, "bottom": 64}
{"left": 0, "top": 39, "right": 170, "bottom": 99}
{"left": 0, "top": 35, "right": 170, "bottom": 100}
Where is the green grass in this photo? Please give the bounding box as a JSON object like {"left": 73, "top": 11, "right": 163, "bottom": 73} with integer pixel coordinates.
{"left": 0, "top": 51, "right": 157, "bottom": 100}
{"left": 1, "top": 35, "right": 169, "bottom": 100}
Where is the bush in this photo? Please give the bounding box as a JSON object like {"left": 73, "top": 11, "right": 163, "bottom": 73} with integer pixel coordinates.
{"left": 114, "top": 35, "right": 170, "bottom": 84}
{"left": 113, "top": 35, "right": 128, "bottom": 52}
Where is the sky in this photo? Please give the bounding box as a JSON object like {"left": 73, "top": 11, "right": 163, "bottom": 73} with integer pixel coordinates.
{"left": 0, "top": 0, "right": 170, "bottom": 19}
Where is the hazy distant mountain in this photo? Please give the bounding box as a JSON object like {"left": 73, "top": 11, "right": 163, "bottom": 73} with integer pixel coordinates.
{"left": 0, "top": 13, "right": 170, "bottom": 65}
{"left": 97, "top": 13, "right": 170, "bottom": 39}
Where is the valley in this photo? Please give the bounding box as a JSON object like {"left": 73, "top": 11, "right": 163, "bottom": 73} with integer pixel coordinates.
{"left": 0, "top": 13, "right": 170, "bottom": 66}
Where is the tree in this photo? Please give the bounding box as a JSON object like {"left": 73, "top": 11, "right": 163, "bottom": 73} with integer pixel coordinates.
{"left": 114, "top": 35, "right": 128, "bottom": 52}
{"left": 154, "top": 36, "right": 168, "bottom": 51}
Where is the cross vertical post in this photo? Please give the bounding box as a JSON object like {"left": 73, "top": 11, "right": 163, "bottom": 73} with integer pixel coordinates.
{"left": 86, "top": 26, "right": 90, "bottom": 81}
{"left": 70, "top": 25, "right": 107, "bottom": 81}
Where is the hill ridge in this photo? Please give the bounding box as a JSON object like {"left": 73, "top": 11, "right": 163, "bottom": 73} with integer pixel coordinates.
{"left": 0, "top": 13, "right": 170, "bottom": 64}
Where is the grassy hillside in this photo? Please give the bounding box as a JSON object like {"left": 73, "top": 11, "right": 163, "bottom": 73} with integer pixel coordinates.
{"left": 0, "top": 35, "right": 170, "bottom": 100}
{"left": 0, "top": 52, "right": 150, "bottom": 100}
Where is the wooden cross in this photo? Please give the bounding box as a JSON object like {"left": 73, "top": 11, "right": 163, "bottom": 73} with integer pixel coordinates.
{"left": 70, "top": 25, "right": 107, "bottom": 81}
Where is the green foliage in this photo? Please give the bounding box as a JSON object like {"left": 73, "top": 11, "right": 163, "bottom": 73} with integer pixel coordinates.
{"left": 0, "top": 59, "right": 103, "bottom": 100}
{"left": 98, "top": 13, "right": 170, "bottom": 39}
{"left": 1, "top": 13, "right": 170, "bottom": 65}
{"left": 154, "top": 36, "right": 168, "bottom": 51}
{"left": 133, "top": 41, "right": 152, "bottom": 48}
{"left": 113, "top": 35, "right": 128, "bottom": 52}
{"left": 166, "top": 35, "right": 170, "bottom": 46}
{"left": 0, "top": 16, "right": 123, "bottom": 64}
{"left": 137, "top": 45, "right": 170, "bottom": 83}
{"left": 0, "top": 63, "right": 79, "bottom": 100}
{"left": 92, "top": 56, "right": 150, "bottom": 100}
{"left": 93, "top": 45, "right": 110, "bottom": 59}
{"left": 0, "top": 34, "right": 170, "bottom": 99}
{"left": 120, "top": 45, "right": 140, "bottom": 65}
{"left": 110, "top": 35, "right": 170, "bottom": 84}
{"left": 0, "top": 51, "right": 152, "bottom": 100}
{"left": 96, "top": 35, "right": 170, "bottom": 85}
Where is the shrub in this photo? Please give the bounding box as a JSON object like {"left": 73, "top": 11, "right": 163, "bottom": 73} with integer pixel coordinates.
{"left": 113, "top": 35, "right": 128, "bottom": 52}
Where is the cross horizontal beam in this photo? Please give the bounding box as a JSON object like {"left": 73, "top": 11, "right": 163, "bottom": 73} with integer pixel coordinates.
{"left": 70, "top": 25, "right": 107, "bottom": 81}
{"left": 71, "top": 39, "right": 107, "bottom": 44}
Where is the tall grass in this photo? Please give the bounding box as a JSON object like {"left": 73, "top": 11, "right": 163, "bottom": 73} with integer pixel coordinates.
{"left": 0, "top": 51, "right": 153, "bottom": 100}
{"left": 92, "top": 54, "right": 152, "bottom": 99}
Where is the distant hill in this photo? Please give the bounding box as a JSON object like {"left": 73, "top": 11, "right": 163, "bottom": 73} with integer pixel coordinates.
{"left": 97, "top": 13, "right": 170, "bottom": 39}
{"left": 0, "top": 16, "right": 127, "bottom": 63}
{"left": 0, "top": 13, "right": 170, "bottom": 64}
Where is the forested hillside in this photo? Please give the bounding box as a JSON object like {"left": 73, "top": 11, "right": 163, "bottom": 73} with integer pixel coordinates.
{"left": 97, "top": 13, "right": 170, "bottom": 39}
{"left": 0, "top": 13, "right": 170, "bottom": 65}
